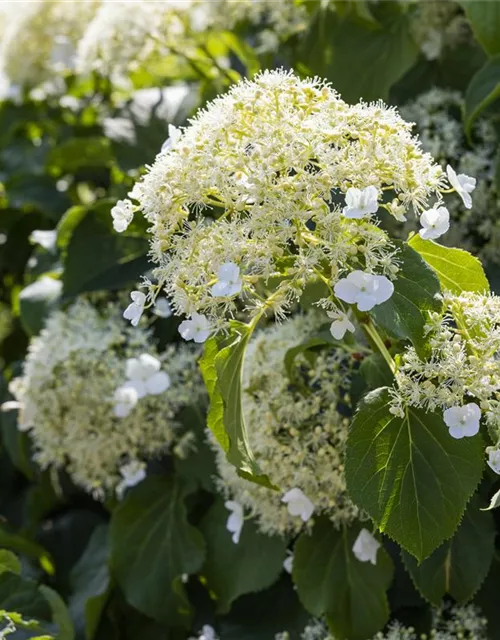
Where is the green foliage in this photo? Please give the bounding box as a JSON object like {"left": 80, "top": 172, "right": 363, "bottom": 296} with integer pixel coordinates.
{"left": 293, "top": 518, "right": 394, "bottom": 640}
{"left": 464, "top": 55, "right": 500, "bottom": 136}
{"left": 345, "top": 388, "right": 484, "bottom": 560}
{"left": 19, "top": 277, "right": 62, "bottom": 336}
{"left": 459, "top": 1, "right": 500, "bottom": 56}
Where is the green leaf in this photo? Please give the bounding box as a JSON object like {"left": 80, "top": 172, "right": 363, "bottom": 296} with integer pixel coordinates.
{"left": 69, "top": 525, "right": 110, "bottom": 640}
{"left": 110, "top": 476, "right": 205, "bottom": 626}
{"left": 199, "top": 323, "right": 276, "bottom": 489}
{"left": 19, "top": 277, "right": 62, "bottom": 336}
{"left": 0, "top": 550, "right": 21, "bottom": 576}
{"left": 62, "top": 200, "right": 149, "bottom": 297}
{"left": 39, "top": 586, "right": 75, "bottom": 640}
{"left": 46, "top": 137, "right": 113, "bottom": 176}
{"left": 0, "top": 526, "right": 54, "bottom": 575}
{"left": 371, "top": 243, "right": 441, "bottom": 351}
{"left": 0, "top": 573, "right": 52, "bottom": 622}
{"left": 459, "top": 1, "right": 500, "bottom": 56}
{"left": 293, "top": 518, "right": 393, "bottom": 640}
{"left": 5, "top": 175, "right": 70, "bottom": 221}
{"left": 359, "top": 353, "right": 394, "bottom": 390}
{"left": 464, "top": 55, "right": 500, "bottom": 136}
{"left": 345, "top": 388, "right": 484, "bottom": 560}
{"left": 200, "top": 499, "right": 287, "bottom": 614}
{"left": 402, "top": 496, "right": 495, "bottom": 604}
{"left": 408, "top": 235, "right": 489, "bottom": 295}
{"left": 298, "top": 3, "right": 418, "bottom": 102}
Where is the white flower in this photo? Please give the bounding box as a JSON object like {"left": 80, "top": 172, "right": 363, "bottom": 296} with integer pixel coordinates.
{"left": 352, "top": 528, "right": 381, "bottom": 565}
{"left": 419, "top": 206, "right": 450, "bottom": 240}
{"left": 281, "top": 488, "right": 314, "bottom": 522}
{"left": 283, "top": 552, "right": 293, "bottom": 575}
{"left": 124, "top": 353, "right": 171, "bottom": 398}
{"left": 29, "top": 229, "right": 57, "bottom": 252}
{"left": 342, "top": 186, "right": 379, "bottom": 219}
{"left": 487, "top": 449, "right": 500, "bottom": 475}
{"left": 153, "top": 298, "right": 172, "bottom": 318}
{"left": 116, "top": 460, "right": 146, "bottom": 499}
{"left": 327, "top": 310, "right": 355, "bottom": 340}
{"left": 199, "top": 626, "right": 216, "bottom": 640}
{"left": 210, "top": 262, "right": 243, "bottom": 298}
{"left": 111, "top": 199, "right": 134, "bottom": 233}
{"left": 178, "top": 312, "right": 211, "bottom": 343}
{"left": 446, "top": 164, "right": 476, "bottom": 209}
{"left": 334, "top": 271, "right": 394, "bottom": 312}
{"left": 123, "top": 291, "right": 146, "bottom": 327}
{"left": 443, "top": 403, "right": 481, "bottom": 439}
{"left": 225, "top": 500, "right": 244, "bottom": 544}
{"left": 161, "top": 124, "right": 182, "bottom": 153}
{"left": 113, "top": 385, "right": 139, "bottom": 418}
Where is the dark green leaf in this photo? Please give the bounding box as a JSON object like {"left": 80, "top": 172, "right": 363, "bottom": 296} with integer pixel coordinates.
{"left": 459, "top": 1, "right": 500, "bottom": 56}
{"left": 402, "top": 496, "right": 495, "bottom": 604}
{"left": 200, "top": 499, "right": 287, "bottom": 614}
{"left": 39, "top": 585, "right": 75, "bottom": 640}
{"left": 46, "top": 137, "right": 113, "bottom": 176}
{"left": 0, "top": 573, "right": 51, "bottom": 621}
{"left": 371, "top": 243, "right": 441, "bottom": 351}
{"left": 293, "top": 518, "right": 393, "bottom": 640}
{"left": 408, "top": 235, "right": 489, "bottom": 294}
{"left": 110, "top": 476, "right": 205, "bottom": 626}
{"left": 359, "top": 353, "right": 394, "bottom": 390}
{"left": 345, "top": 388, "right": 484, "bottom": 560}
{"left": 5, "top": 175, "right": 70, "bottom": 221}
{"left": 464, "top": 55, "right": 500, "bottom": 136}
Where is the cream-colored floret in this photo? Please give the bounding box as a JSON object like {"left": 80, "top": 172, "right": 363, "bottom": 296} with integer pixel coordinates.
{"left": 9, "top": 299, "right": 203, "bottom": 496}
{"left": 212, "top": 312, "right": 359, "bottom": 537}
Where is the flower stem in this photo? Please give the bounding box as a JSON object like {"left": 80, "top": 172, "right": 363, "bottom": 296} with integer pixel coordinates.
{"left": 360, "top": 316, "right": 396, "bottom": 375}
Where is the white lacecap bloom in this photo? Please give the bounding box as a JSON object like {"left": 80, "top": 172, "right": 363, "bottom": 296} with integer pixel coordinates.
{"left": 342, "top": 186, "right": 379, "bottom": 219}
{"left": 153, "top": 298, "right": 173, "bottom": 318}
{"left": 29, "top": 229, "right": 57, "bottom": 252}
{"left": 352, "top": 528, "right": 380, "bottom": 565}
{"left": 178, "top": 313, "right": 211, "bottom": 343}
{"left": 225, "top": 500, "right": 244, "bottom": 544}
{"left": 210, "top": 262, "right": 243, "bottom": 298}
{"left": 111, "top": 199, "right": 134, "bottom": 233}
{"left": 446, "top": 164, "right": 476, "bottom": 210}
{"left": 419, "top": 206, "right": 450, "bottom": 240}
{"left": 161, "top": 124, "right": 182, "bottom": 153}
{"left": 123, "top": 291, "right": 146, "bottom": 327}
{"left": 443, "top": 403, "right": 481, "bottom": 439}
{"left": 113, "top": 385, "right": 139, "bottom": 419}
{"left": 124, "top": 353, "right": 171, "bottom": 398}
{"left": 334, "top": 271, "right": 394, "bottom": 312}
{"left": 487, "top": 449, "right": 500, "bottom": 475}
{"left": 116, "top": 460, "right": 147, "bottom": 499}
{"left": 281, "top": 488, "right": 314, "bottom": 522}
{"left": 327, "top": 310, "right": 355, "bottom": 340}
{"left": 283, "top": 552, "right": 293, "bottom": 575}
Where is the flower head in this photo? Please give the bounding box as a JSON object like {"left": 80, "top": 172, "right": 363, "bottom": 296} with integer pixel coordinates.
{"left": 446, "top": 164, "right": 476, "bottom": 209}
{"left": 210, "top": 262, "right": 243, "bottom": 298}
{"left": 124, "top": 353, "right": 171, "bottom": 397}
{"left": 342, "top": 186, "right": 379, "bottom": 219}
{"left": 111, "top": 199, "right": 134, "bottom": 233}
{"left": 334, "top": 271, "right": 394, "bottom": 312}
{"left": 443, "top": 403, "right": 481, "bottom": 439}
{"left": 123, "top": 291, "right": 146, "bottom": 327}
{"left": 225, "top": 500, "right": 244, "bottom": 544}
{"left": 178, "top": 312, "right": 211, "bottom": 343}
{"left": 487, "top": 448, "right": 500, "bottom": 474}
{"left": 113, "top": 385, "right": 139, "bottom": 418}
{"left": 352, "top": 528, "right": 380, "bottom": 565}
{"left": 419, "top": 206, "right": 450, "bottom": 240}
{"left": 282, "top": 488, "right": 314, "bottom": 522}
{"left": 327, "top": 310, "right": 355, "bottom": 340}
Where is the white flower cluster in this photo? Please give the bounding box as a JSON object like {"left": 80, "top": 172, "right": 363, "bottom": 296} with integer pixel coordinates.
{"left": 9, "top": 299, "right": 203, "bottom": 497}
{"left": 401, "top": 88, "right": 500, "bottom": 263}
{"left": 127, "top": 69, "right": 452, "bottom": 337}
{"left": 277, "top": 604, "right": 487, "bottom": 640}
{"left": 0, "top": 0, "right": 99, "bottom": 88}
{"left": 212, "top": 312, "right": 359, "bottom": 538}
{"left": 390, "top": 291, "right": 500, "bottom": 454}
{"left": 410, "top": 0, "right": 471, "bottom": 61}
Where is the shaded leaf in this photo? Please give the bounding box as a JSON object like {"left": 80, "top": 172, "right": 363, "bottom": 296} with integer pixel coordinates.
{"left": 459, "top": 1, "right": 500, "bottom": 56}
{"left": 19, "top": 277, "right": 62, "bottom": 336}
{"left": 464, "top": 55, "right": 500, "bottom": 136}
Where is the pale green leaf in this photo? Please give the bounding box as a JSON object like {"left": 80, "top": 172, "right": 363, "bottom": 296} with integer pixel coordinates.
{"left": 0, "top": 550, "right": 20, "bottom": 576}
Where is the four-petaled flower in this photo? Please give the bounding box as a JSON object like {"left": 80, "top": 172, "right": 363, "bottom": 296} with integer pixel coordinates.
{"left": 178, "top": 312, "right": 212, "bottom": 343}
{"left": 30, "top": 229, "right": 57, "bottom": 252}
{"left": 161, "top": 124, "right": 182, "bottom": 153}
{"left": 443, "top": 403, "right": 481, "bottom": 439}
{"left": 124, "top": 353, "right": 171, "bottom": 398}
{"left": 343, "top": 186, "right": 379, "bottom": 219}
{"left": 116, "top": 460, "right": 147, "bottom": 499}
{"left": 283, "top": 551, "right": 294, "bottom": 575}
{"left": 281, "top": 488, "right": 314, "bottom": 522}
{"left": 113, "top": 385, "right": 139, "bottom": 418}
{"left": 446, "top": 164, "right": 476, "bottom": 210}
{"left": 123, "top": 291, "right": 146, "bottom": 327}
{"left": 352, "top": 528, "right": 380, "bottom": 565}
{"left": 225, "top": 500, "right": 244, "bottom": 544}
{"left": 210, "top": 262, "right": 243, "bottom": 298}
{"left": 487, "top": 449, "right": 500, "bottom": 475}
{"left": 199, "top": 625, "right": 216, "bottom": 640}
{"left": 328, "top": 310, "right": 355, "bottom": 340}
{"left": 111, "top": 199, "right": 134, "bottom": 233}
{"left": 153, "top": 298, "right": 172, "bottom": 318}
{"left": 334, "top": 271, "right": 394, "bottom": 312}
{"left": 419, "top": 206, "right": 450, "bottom": 240}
